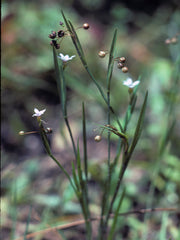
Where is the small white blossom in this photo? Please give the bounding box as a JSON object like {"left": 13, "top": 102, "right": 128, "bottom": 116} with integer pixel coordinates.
{"left": 123, "top": 78, "right": 140, "bottom": 88}
{"left": 32, "top": 108, "right": 46, "bottom": 117}
{"left": 57, "top": 53, "right": 76, "bottom": 62}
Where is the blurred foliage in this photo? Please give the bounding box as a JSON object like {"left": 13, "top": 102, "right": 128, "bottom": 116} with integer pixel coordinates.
{"left": 1, "top": 0, "right": 180, "bottom": 239}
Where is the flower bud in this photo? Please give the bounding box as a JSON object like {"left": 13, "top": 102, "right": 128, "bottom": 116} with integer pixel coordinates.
{"left": 117, "top": 62, "right": 124, "bottom": 69}
{"left": 122, "top": 66, "right": 128, "bottom": 73}
{"left": 19, "top": 131, "right": 25, "bottom": 136}
{"left": 50, "top": 40, "right": 60, "bottom": 49}
{"left": 165, "top": 38, "right": 171, "bottom": 44}
{"left": 45, "top": 128, "right": 53, "bottom": 134}
{"left": 83, "top": 23, "right": 90, "bottom": 30}
{"left": 119, "top": 57, "right": 126, "bottom": 63}
{"left": 171, "top": 37, "right": 178, "bottom": 44}
{"left": 57, "top": 30, "right": 65, "bottom": 38}
{"left": 94, "top": 135, "right": 102, "bottom": 142}
{"left": 48, "top": 31, "right": 57, "bottom": 39}
{"left": 98, "top": 51, "right": 106, "bottom": 58}
{"left": 55, "top": 44, "right": 60, "bottom": 49}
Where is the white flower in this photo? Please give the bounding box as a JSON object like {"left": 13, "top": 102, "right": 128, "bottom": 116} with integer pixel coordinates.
{"left": 123, "top": 78, "right": 140, "bottom": 88}
{"left": 57, "top": 53, "right": 76, "bottom": 62}
{"left": 32, "top": 108, "right": 46, "bottom": 117}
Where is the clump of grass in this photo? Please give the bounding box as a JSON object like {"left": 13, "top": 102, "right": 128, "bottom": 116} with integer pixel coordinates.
{"left": 17, "top": 11, "right": 179, "bottom": 240}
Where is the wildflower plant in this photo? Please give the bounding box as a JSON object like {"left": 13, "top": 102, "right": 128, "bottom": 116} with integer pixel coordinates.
{"left": 18, "top": 10, "right": 179, "bottom": 240}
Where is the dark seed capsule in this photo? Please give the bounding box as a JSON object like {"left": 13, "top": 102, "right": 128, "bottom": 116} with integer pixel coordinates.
{"left": 48, "top": 31, "right": 56, "bottom": 39}
{"left": 117, "top": 62, "right": 124, "bottom": 69}
{"left": 83, "top": 23, "right": 90, "bottom": 30}
{"left": 55, "top": 44, "right": 60, "bottom": 49}
{"left": 50, "top": 39, "right": 57, "bottom": 46}
{"left": 57, "top": 30, "right": 65, "bottom": 38}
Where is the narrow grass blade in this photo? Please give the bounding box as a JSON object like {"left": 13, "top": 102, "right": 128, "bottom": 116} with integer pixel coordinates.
{"left": 39, "top": 121, "right": 77, "bottom": 193}
{"left": 61, "top": 11, "right": 87, "bottom": 65}
{"left": 82, "top": 102, "right": 88, "bottom": 179}
{"left": 61, "top": 10, "right": 72, "bottom": 33}
{"left": 23, "top": 205, "right": 32, "bottom": 240}
{"left": 124, "top": 92, "right": 137, "bottom": 132}
{"left": 39, "top": 122, "right": 52, "bottom": 155}
{"left": 107, "top": 188, "right": 126, "bottom": 240}
{"left": 76, "top": 141, "right": 91, "bottom": 239}
{"left": 72, "top": 162, "right": 81, "bottom": 192}
{"left": 52, "top": 45, "right": 77, "bottom": 156}
{"left": 76, "top": 141, "right": 83, "bottom": 188}
{"left": 52, "top": 46, "right": 61, "bottom": 95}
{"left": 159, "top": 119, "right": 176, "bottom": 156}
{"left": 10, "top": 182, "right": 17, "bottom": 240}
{"left": 123, "top": 77, "right": 141, "bottom": 132}
{"left": 107, "top": 29, "right": 117, "bottom": 89}
{"left": 128, "top": 91, "right": 148, "bottom": 158}
{"left": 68, "top": 21, "right": 87, "bottom": 65}
{"left": 52, "top": 31, "right": 67, "bottom": 116}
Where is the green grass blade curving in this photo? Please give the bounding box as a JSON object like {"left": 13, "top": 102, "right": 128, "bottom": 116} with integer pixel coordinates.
{"left": 128, "top": 91, "right": 148, "bottom": 158}
{"left": 82, "top": 102, "right": 88, "bottom": 179}
{"left": 107, "top": 29, "right": 117, "bottom": 89}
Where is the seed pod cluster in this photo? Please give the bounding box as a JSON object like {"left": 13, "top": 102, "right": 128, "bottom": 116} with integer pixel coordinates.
{"left": 165, "top": 37, "right": 178, "bottom": 45}
{"left": 48, "top": 23, "right": 66, "bottom": 49}
{"left": 117, "top": 57, "right": 128, "bottom": 73}
{"left": 50, "top": 40, "right": 60, "bottom": 49}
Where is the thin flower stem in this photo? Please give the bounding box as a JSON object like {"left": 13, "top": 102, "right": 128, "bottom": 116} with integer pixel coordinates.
{"left": 38, "top": 120, "right": 77, "bottom": 193}
{"left": 105, "top": 153, "right": 130, "bottom": 227}
{"left": 85, "top": 66, "right": 123, "bottom": 132}
{"left": 64, "top": 116, "right": 77, "bottom": 158}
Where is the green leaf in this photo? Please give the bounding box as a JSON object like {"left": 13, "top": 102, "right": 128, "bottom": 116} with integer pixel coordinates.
{"left": 128, "top": 91, "right": 148, "bottom": 158}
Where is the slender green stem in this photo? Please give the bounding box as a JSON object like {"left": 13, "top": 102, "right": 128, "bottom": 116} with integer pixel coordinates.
{"left": 85, "top": 66, "right": 123, "bottom": 132}
{"left": 76, "top": 142, "right": 92, "bottom": 240}
{"left": 82, "top": 102, "right": 88, "bottom": 179}
{"left": 105, "top": 153, "right": 129, "bottom": 227}
{"left": 64, "top": 116, "right": 77, "bottom": 158}
{"left": 38, "top": 120, "right": 77, "bottom": 193}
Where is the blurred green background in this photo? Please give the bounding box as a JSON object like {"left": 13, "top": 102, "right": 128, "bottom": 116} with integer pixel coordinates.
{"left": 1, "top": 0, "right": 180, "bottom": 239}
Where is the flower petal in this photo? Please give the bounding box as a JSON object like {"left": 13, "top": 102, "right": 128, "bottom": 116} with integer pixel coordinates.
{"left": 32, "top": 108, "right": 46, "bottom": 117}
{"left": 123, "top": 78, "right": 133, "bottom": 87}
{"left": 34, "top": 108, "right": 39, "bottom": 113}
{"left": 132, "top": 80, "right": 140, "bottom": 87}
